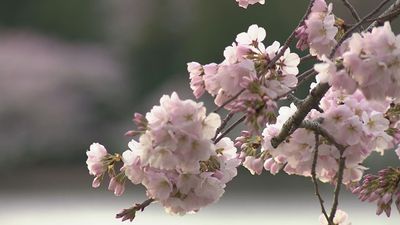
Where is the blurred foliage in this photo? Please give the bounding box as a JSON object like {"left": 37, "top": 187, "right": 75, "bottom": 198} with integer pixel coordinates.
{"left": 0, "top": 0, "right": 398, "bottom": 170}
{"left": 0, "top": 0, "right": 103, "bottom": 41}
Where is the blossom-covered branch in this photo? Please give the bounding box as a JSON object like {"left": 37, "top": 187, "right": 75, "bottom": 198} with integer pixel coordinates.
{"left": 85, "top": 0, "right": 400, "bottom": 223}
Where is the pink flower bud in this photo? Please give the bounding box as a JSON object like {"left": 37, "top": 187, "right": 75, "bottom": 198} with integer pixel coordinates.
{"left": 109, "top": 177, "right": 125, "bottom": 196}
{"left": 92, "top": 176, "right": 102, "bottom": 188}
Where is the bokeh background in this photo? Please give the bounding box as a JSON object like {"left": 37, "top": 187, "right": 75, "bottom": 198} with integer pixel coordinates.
{"left": 0, "top": 0, "right": 399, "bottom": 224}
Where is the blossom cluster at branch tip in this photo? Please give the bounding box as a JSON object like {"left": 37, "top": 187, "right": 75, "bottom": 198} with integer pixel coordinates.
{"left": 86, "top": 143, "right": 127, "bottom": 195}
{"left": 188, "top": 24, "right": 299, "bottom": 132}
{"left": 295, "top": 0, "right": 339, "bottom": 58}
{"left": 316, "top": 22, "right": 400, "bottom": 102}
{"left": 120, "top": 92, "right": 241, "bottom": 215}
{"left": 86, "top": 143, "right": 109, "bottom": 188}
{"left": 353, "top": 167, "right": 400, "bottom": 217}
{"left": 235, "top": 0, "right": 265, "bottom": 9}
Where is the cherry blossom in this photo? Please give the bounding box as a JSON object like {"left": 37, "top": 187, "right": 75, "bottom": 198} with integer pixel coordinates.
{"left": 86, "top": 143, "right": 109, "bottom": 188}
{"left": 187, "top": 24, "right": 299, "bottom": 132}
{"left": 295, "top": 0, "right": 338, "bottom": 58}
{"left": 117, "top": 93, "right": 240, "bottom": 214}
{"left": 86, "top": 1, "right": 400, "bottom": 223}
{"left": 317, "top": 22, "right": 400, "bottom": 102}
{"left": 258, "top": 85, "right": 393, "bottom": 185}
{"left": 236, "top": 0, "right": 265, "bottom": 9}
{"left": 319, "top": 209, "right": 351, "bottom": 225}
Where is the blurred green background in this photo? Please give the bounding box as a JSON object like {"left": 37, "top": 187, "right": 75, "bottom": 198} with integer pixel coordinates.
{"left": 0, "top": 0, "right": 399, "bottom": 224}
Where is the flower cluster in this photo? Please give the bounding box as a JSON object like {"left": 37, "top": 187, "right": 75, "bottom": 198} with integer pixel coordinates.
{"left": 86, "top": 0, "right": 400, "bottom": 223}
{"left": 317, "top": 22, "right": 400, "bottom": 102}
{"left": 188, "top": 24, "right": 300, "bottom": 131}
{"left": 295, "top": 0, "right": 338, "bottom": 58}
{"left": 86, "top": 143, "right": 109, "bottom": 188}
{"left": 119, "top": 92, "right": 240, "bottom": 214}
{"left": 86, "top": 143, "right": 126, "bottom": 195}
{"left": 258, "top": 84, "right": 393, "bottom": 185}
{"left": 353, "top": 167, "right": 400, "bottom": 217}
{"left": 235, "top": 0, "right": 265, "bottom": 9}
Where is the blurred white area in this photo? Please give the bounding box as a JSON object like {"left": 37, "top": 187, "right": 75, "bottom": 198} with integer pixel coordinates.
{"left": 1, "top": 192, "right": 399, "bottom": 225}
{"left": 1, "top": 166, "right": 397, "bottom": 225}
{"left": 0, "top": 31, "right": 128, "bottom": 161}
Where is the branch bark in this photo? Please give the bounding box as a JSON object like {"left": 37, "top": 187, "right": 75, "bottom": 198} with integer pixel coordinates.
{"left": 329, "top": 155, "right": 346, "bottom": 221}
{"left": 340, "top": 0, "right": 362, "bottom": 25}
{"left": 266, "top": 0, "right": 316, "bottom": 68}
{"left": 311, "top": 133, "right": 332, "bottom": 225}
{"left": 214, "top": 115, "right": 246, "bottom": 143}
{"left": 271, "top": 0, "right": 396, "bottom": 149}
{"left": 367, "top": 0, "right": 400, "bottom": 31}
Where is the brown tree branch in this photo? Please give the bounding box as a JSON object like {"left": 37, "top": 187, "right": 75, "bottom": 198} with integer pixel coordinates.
{"left": 266, "top": 0, "right": 316, "bottom": 68}
{"left": 330, "top": 0, "right": 391, "bottom": 58}
{"left": 212, "top": 112, "right": 235, "bottom": 141}
{"left": 340, "top": 0, "right": 362, "bottom": 26}
{"left": 311, "top": 133, "right": 332, "bottom": 225}
{"left": 213, "top": 89, "right": 245, "bottom": 113}
{"left": 214, "top": 115, "right": 246, "bottom": 143}
{"left": 116, "top": 198, "right": 155, "bottom": 222}
{"left": 299, "top": 120, "right": 346, "bottom": 152}
{"left": 367, "top": 0, "right": 400, "bottom": 31}
{"left": 329, "top": 155, "right": 346, "bottom": 221}
{"left": 270, "top": 82, "right": 330, "bottom": 148}
{"left": 271, "top": 0, "right": 396, "bottom": 149}
{"left": 301, "top": 120, "right": 348, "bottom": 223}
{"left": 300, "top": 54, "right": 315, "bottom": 63}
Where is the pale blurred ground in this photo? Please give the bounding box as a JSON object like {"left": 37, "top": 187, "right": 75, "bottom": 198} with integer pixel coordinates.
{"left": 1, "top": 0, "right": 400, "bottom": 224}
{"left": 1, "top": 194, "right": 398, "bottom": 225}
{"left": 1, "top": 162, "right": 399, "bottom": 225}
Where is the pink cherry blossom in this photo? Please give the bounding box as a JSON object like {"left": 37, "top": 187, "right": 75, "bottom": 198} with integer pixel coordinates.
{"left": 236, "top": 0, "right": 265, "bottom": 9}
{"left": 108, "top": 176, "right": 125, "bottom": 196}
{"left": 116, "top": 93, "right": 241, "bottom": 214}
{"left": 236, "top": 24, "right": 266, "bottom": 46}
{"left": 243, "top": 156, "right": 263, "bottom": 175}
{"left": 317, "top": 22, "right": 400, "bottom": 102}
{"left": 86, "top": 143, "right": 108, "bottom": 176}
{"left": 261, "top": 85, "right": 392, "bottom": 184}
{"left": 319, "top": 209, "right": 351, "bottom": 225}
{"left": 295, "top": 0, "right": 338, "bottom": 58}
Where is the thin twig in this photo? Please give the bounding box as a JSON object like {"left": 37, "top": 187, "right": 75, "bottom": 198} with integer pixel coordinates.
{"left": 214, "top": 115, "right": 246, "bottom": 144}
{"left": 346, "top": 4, "right": 400, "bottom": 27}
{"left": 297, "top": 67, "right": 316, "bottom": 81}
{"left": 213, "top": 1, "right": 316, "bottom": 113}
{"left": 340, "top": 0, "right": 363, "bottom": 27}
{"left": 299, "top": 120, "right": 347, "bottom": 151}
{"left": 329, "top": 155, "right": 346, "bottom": 221}
{"left": 266, "top": 0, "right": 316, "bottom": 68}
{"left": 366, "top": 6, "right": 400, "bottom": 23}
{"left": 287, "top": 94, "right": 303, "bottom": 107}
{"left": 213, "top": 89, "right": 245, "bottom": 113}
{"left": 297, "top": 71, "right": 318, "bottom": 87}
{"left": 368, "top": 0, "right": 400, "bottom": 31}
{"left": 271, "top": 1, "right": 397, "bottom": 149}
{"left": 311, "top": 133, "right": 332, "bottom": 225}
{"left": 212, "top": 112, "right": 235, "bottom": 141}
{"left": 300, "top": 54, "right": 314, "bottom": 63}
{"left": 330, "top": 0, "right": 391, "bottom": 59}
{"left": 116, "top": 198, "right": 155, "bottom": 222}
